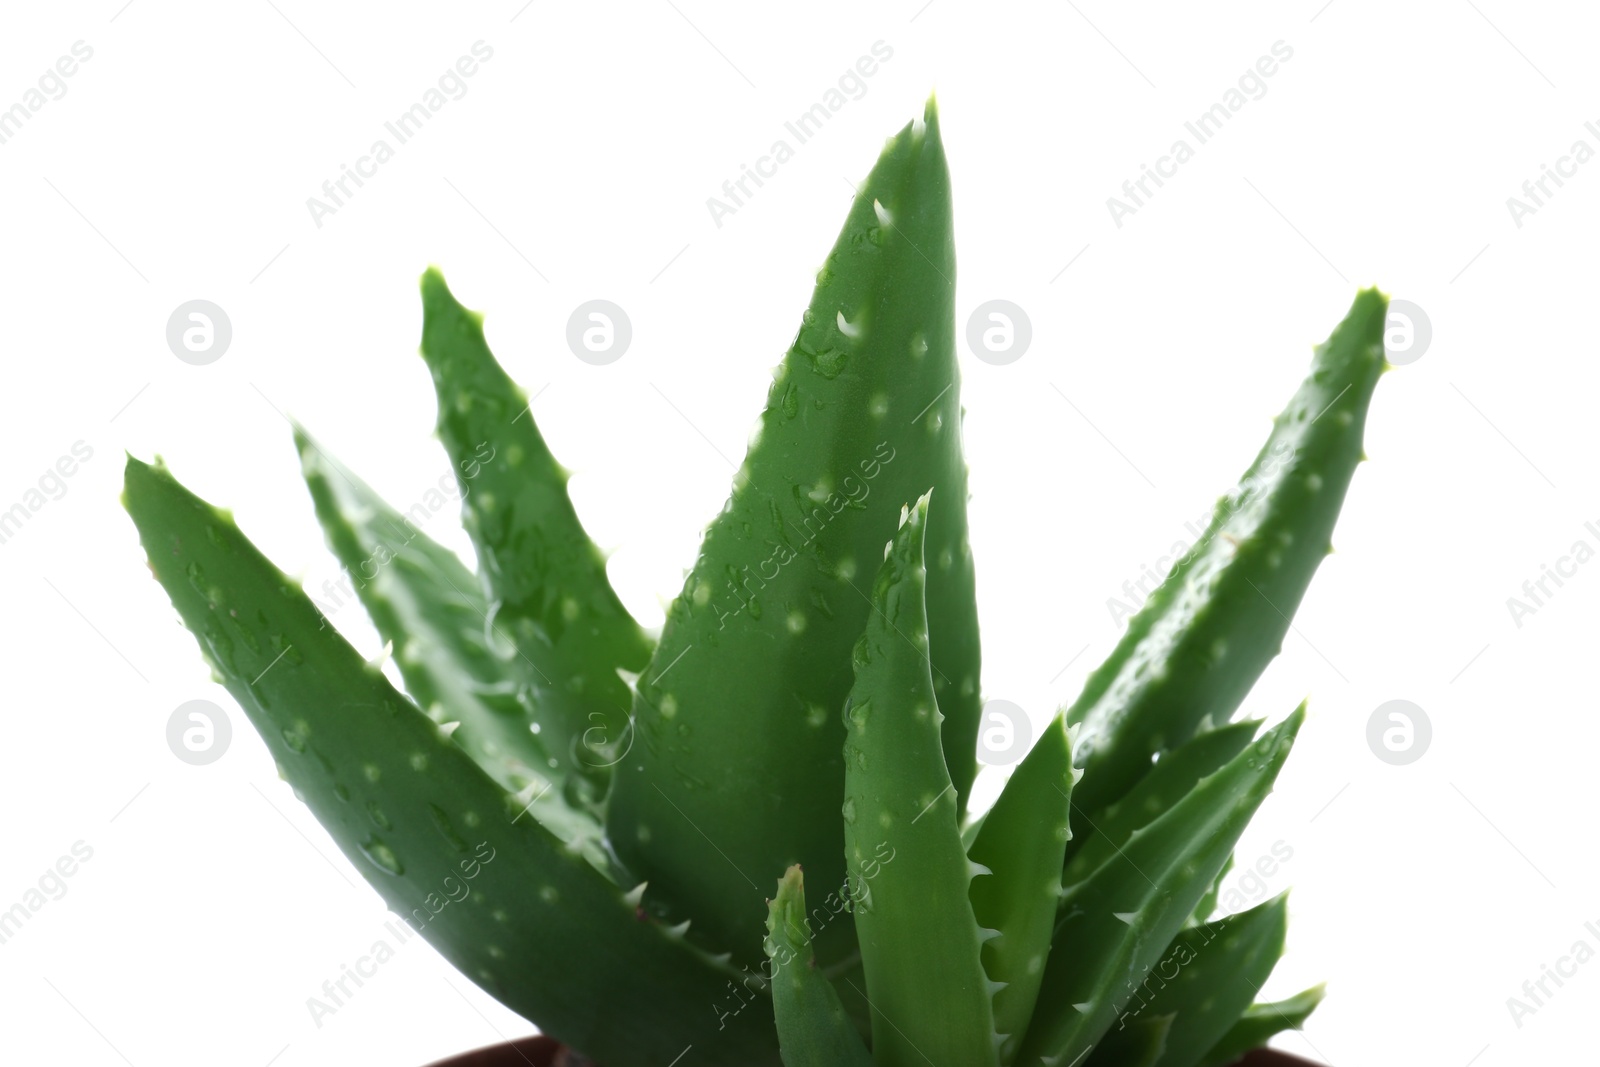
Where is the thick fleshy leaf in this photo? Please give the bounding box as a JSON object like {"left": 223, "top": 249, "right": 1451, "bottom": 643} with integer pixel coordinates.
{"left": 1083, "top": 1014, "right": 1173, "bottom": 1067}
{"left": 843, "top": 495, "right": 997, "bottom": 1067}
{"left": 418, "top": 269, "right": 651, "bottom": 791}
{"left": 1061, "top": 720, "right": 1260, "bottom": 892}
{"left": 1015, "top": 708, "right": 1303, "bottom": 1067}
{"left": 294, "top": 429, "right": 607, "bottom": 865}
{"left": 296, "top": 426, "right": 552, "bottom": 790}
{"left": 1120, "top": 895, "right": 1289, "bottom": 1067}
{"left": 1194, "top": 985, "right": 1325, "bottom": 1067}
{"left": 764, "top": 866, "right": 875, "bottom": 1067}
{"left": 1065, "top": 291, "right": 1388, "bottom": 840}
{"left": 1191, "top": 853, "right": 1235, "bottom": 927}
{"left": 607, "top": 99, "right": 981, "bottom": 965}
{"left": 122, "top": 456, "right": 778, "bottom": 1066}
{"left": 968, "top": 717, "right": 1076, "bottom": 1061}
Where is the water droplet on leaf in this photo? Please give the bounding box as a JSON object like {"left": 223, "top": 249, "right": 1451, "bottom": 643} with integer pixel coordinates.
{"left": 360, "top": 836, "right": 403, "bottom": 875}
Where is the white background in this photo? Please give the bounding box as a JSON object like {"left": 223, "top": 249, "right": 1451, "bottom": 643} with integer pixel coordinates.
{"left": 1, "top": 1, "right": 1595, "bottom": 1064}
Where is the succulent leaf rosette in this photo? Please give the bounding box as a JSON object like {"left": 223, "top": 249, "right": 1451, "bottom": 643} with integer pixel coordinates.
{"left": 125, "top": 101, "right": 1387, "bottom": 1066}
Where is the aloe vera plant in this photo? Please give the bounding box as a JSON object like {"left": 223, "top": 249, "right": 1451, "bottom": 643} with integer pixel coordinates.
{"left": 124, "top": 100, "right": 1388, "bottom": 1066}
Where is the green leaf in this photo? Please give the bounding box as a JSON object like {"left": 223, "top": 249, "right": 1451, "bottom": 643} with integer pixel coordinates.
{"left": 1061, "top": 720, "right": 1260, "bottom": 893}
{"left": 1117, "top": 895, "right": 1289, "bottom": 1067}
{"left": 606, "top": 99, "right": 982, "bottom": 965}
{"left": 764, "top": 866, "right": 875, "bottom": 1067}
{"left": 294, "top": 428, "right": 610, "bottom": 867}
{"left": 122, "top": 456, "right": 779, "bottom": 1066}
{"left": 1191, "top": 853, "right": 1234, "bottom": 927}
{"left": 818, "top": 954, "right": 875, "bottom": 1041}
{"left": 418, "top": 269, "right": 651, "bottom": 790}
{"left": 843, "top": 494, "right": 997, "bottom": 1067}
{"left": 1083, "top": 1014, "right": 1173, "bottom": 1067}
{"left": 1194, "top": 985, "right": 1325, "bottom": 1067}
{"left": 968, "top": 717, "right": 1075, "bottom": 1062}
{"left": 1065, "top": 290, "right": 1388, "bottom": 839}
{"left": 1015, "top": 707, "right": 1304, "bottom": 1067}
{"left": 296, "top": 425, "right": 546, "bottom": 788}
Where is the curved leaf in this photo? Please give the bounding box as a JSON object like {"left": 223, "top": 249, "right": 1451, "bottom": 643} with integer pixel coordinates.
{"left": 1084, "top": 1014, "right": 1173, "bottom": 1067}
{"left": 1119, "top": 895, "right": 1290, "bottom": 1067}
{"left": 1195, "top": 985, "right": 1325, "bottom": 1067}
{"left": 123, "top": 456, "right": 778, "bottom": 1065}
{"left": 1065, "top": 290, "right": 1388, "bottom": 839}
{"left": 607, "top": 99, "right": 982, "bottom": 965}
{"left": 843, "top": 494, "right": 997, "bottom": 1067}
{"left": 764, "top": 866, "right": 875, "bottom": 1067}
{"left": 1062, "top": 720, "right": 1260, "bottom": 892}
{"left": 418, "top": 270, "right": 651, "bottom": 791}
{"left": 1016, "top": 708, "right": 1303, "bottom": 1067}
{"left": 968, "top": 717, "right": 1075, "bottom": 1061}
{"left": 294, "top": 428, "right": 608, "bottom": 864}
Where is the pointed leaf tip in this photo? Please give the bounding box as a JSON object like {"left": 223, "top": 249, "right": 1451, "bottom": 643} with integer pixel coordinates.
{"left": 764, "top": 864, "right": 874, "bottom": 1067}
{"left": 419, "top": 265, "right": 448, "bottom": 298}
